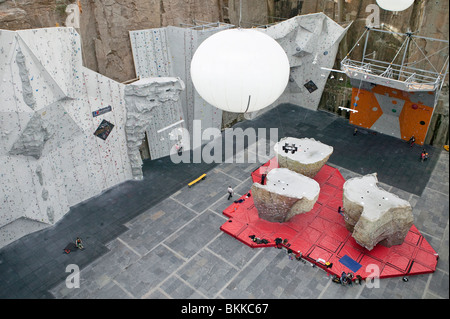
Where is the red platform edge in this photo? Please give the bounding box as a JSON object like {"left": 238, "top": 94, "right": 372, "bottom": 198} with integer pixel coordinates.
{"left": 220, "top": 158, "right": 439, "bottom": 280}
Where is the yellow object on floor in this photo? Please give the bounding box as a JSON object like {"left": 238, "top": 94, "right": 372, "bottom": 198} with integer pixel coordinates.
{"left": 444, "top": 145, "right": 449, "bottom": 152}
{"left": 188, "top": 174, "right": 206, "bottom": 187}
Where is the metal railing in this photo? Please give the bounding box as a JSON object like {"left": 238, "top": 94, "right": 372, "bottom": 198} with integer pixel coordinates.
{"left": 179, "top": 20, "right": 235, "bottom": 31}
{"left": 341, "top": 57, "right": 441, "bottom": 91}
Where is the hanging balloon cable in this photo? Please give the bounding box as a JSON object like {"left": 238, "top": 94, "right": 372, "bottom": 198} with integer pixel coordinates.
{"left": 244, "top": 95, "right": 251, "bottom": 114}
{"left": 344, "top": 27, "right": 370, "bottom": 110}
{"left": 354, "top": 74, "right": 364, "bottom": 109}
{"left": 240, "top": 0, "right": 246, "bottom": 114}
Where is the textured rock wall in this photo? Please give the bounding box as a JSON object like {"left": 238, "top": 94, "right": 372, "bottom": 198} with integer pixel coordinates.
{"left": 79, "top": 0, "right": 222, "bottom": 83}
{"left": 251, "top": 168, "right": 320, "bottom": 223}
{"left": 0, "top": 0, "right": 66, "bottom": 30}
{"left": 80, "top": 0, "right": 160, "bottom": 83}
{"left": 275, "top": 137, "right": 333, "bottom": 178}
{"left": 124, "top": 77, "right": 186, "bottom": 179}
{"left": 342, "top": 173, "right": 414, "bottom": 251}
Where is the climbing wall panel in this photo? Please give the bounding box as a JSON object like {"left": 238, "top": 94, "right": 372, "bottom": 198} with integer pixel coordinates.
{"left": 129, "top": 25, "right": 229, "bottom": 138}
{"left": 17, "top": 28, "right": 83, "bottom": 99}
{"left": 129, "top": 28, "right": 171, "bottom": 78}
{"left": 349, "top": 83, "right": 436, "bottom": 145}
{"left": 245, "top": 13, "right": 351, "bottom": 120}
{"left": 349, "top": 88, "right": 383, "bottom": 129}
{"left": 123, "top": 77, "right": 186, "bottom": 179}
{"left": 0, "top": 28, "right": 132, "bottom": 248}
{"left": 399, "top": 100, "right": 434, "bottom": 145}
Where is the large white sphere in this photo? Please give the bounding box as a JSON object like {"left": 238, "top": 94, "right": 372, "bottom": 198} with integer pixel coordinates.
{"left": 190, "top": 28, "right": 290, "bottom": 113}
{"left": 376, "top": 0, "right": 414, "bottom": 11}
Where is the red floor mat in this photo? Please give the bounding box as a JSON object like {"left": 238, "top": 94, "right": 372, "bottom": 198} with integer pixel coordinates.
{"left": 221, "top": 158, "right": 439, "bottom": 280}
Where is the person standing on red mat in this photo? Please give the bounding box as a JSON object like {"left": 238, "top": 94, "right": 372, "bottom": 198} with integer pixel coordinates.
{"left": 261, "top": 173, "right": 267, "bottom": 185}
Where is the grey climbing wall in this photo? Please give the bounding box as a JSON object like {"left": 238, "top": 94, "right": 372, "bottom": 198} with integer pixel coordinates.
{"left": 124, "top": 77, "right": 187, "bottom": 179}
{"left": 130, "top": 25, "right": 230, "bottom": 138}
{"left": 0, "top": 27, "right": 132, "bottom": 248}
{"left": 247, "top": 13, "right": 351, "bottom": 119}
{"left": 130, "top": 14, "right": 349, "bottom": 125}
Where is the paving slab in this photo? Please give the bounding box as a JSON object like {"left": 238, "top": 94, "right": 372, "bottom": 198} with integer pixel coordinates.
{"left": 163, "top": 211, "right": 225, "bottom": 259}
{"left": 176, "top": 249, "right": 239, "bottom": 297}
{"left": 159, "top": 275, "right": 207, "bottom": 299}
{"left": 207, "top": 232, "right": 258, "bottom": 270}
{"left": 113, "top": 244, "right": 185, "bottom": 299}
{"left": 120, "top": 198, "right": 197, "bottom": 256}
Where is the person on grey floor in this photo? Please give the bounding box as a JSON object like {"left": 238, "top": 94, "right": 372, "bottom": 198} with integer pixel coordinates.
{"left": 346, "top": 273, "right": 354, "bottom": 286}
{"left": 227, "top": 186, "right": 234, "bottom": 200}
{"left": 340, "top": 272, "right": 347, "bottom": 285}
{"left": 75, "top": 237, "right": 84, "bottom": 250}
{"left": 409, "top": 135, "right": 415, "bottom": 147}
{"left": 420, "top": 149, "right": 429, "bottom": 162}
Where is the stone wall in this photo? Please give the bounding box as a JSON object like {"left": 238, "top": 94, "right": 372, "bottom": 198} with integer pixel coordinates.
{"left": 0, "top": 0, "right": 66, "bottom": 30}
{"left": 79, "top": 0, "right": 222, "bottom": 83}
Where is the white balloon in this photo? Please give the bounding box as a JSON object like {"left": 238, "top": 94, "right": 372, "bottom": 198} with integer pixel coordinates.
{"left": 190, "top": 28, "right": 290, "bottom": 113}
{"left": 376, "top": 0, "right": 414, "bottom": 12}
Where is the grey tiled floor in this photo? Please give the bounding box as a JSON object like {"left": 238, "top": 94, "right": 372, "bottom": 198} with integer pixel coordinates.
{"left": 1, "top": 104, "right": 448, "bottom": 301}
{"left": 50, "top": 147, "right": 449, "bottom": 300}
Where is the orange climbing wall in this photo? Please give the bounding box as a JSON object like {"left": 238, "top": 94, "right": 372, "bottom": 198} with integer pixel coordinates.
{"left": 349, "top": 88, "right": 383, "bottom": 129}
{"left": 399, "top": 100, "right": 434, "bottom": 145}
{"left": 349, "top": 84, "right": 435, "bottom": 145}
